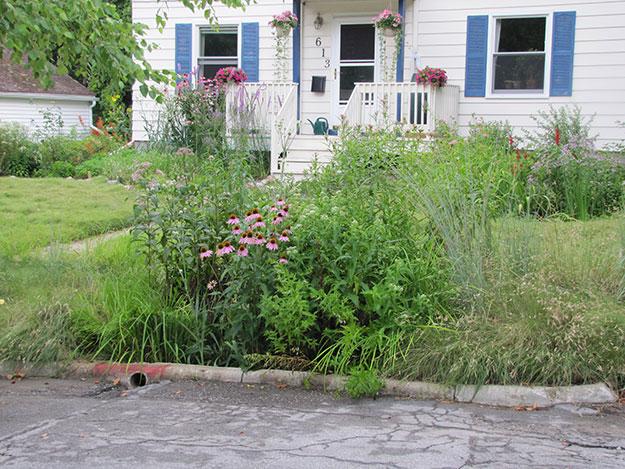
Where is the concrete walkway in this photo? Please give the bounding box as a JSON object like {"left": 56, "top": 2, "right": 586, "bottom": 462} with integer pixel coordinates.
{"left": 1, "top": 378, "right": 623, "bottom": 468}
{"left": 39, "top": 229, "right": 130, "bottom": 256}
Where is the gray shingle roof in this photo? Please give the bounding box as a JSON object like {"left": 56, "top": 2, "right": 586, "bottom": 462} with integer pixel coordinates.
{"left": 0, "top": 50, "right": 95, "bottom": 97}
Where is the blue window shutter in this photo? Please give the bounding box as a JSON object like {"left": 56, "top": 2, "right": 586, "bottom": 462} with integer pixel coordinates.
{"left": 241, "top": 22, "right": 260, "bottom": 82}
{"left": 550, "top": 11, "right": 576, "bottom": 96}
{"left": 464, "top": 15, "right": 489, "bottom": 97}
{"left": 175, "top": 24, "right": 193, "bottom": 78}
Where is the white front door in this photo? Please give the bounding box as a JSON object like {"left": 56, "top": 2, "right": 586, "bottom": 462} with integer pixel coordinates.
{"left": 331, "top": 18, "right": 377, "bottom": 125}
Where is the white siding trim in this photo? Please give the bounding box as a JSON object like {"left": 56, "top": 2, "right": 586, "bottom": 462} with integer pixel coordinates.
{"left": 0, "top": 92, "right": 96, "bottom": 102}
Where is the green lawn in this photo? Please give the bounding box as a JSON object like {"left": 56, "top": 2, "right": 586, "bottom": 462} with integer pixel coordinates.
{"left": 0, "top": 177, "right": 133, "bottom": 256}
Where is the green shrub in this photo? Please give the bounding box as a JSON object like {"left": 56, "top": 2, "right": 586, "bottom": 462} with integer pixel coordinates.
{"left": 260, "top": 269, "right": 317, "bottom": 356}
{"left": 345, "top": 368, "right": 384, "bottom": 399}
{"left": 48, "top": 160, "right": 75, "bottom": 178}
{"left": 0, "top": 123, "right": 40, "bottom": 176}
{"left": 523, "top": 106, "right": 625, "bottom": 218}
{"left": 74, "top": 156, "right": 106, "bottom": 178}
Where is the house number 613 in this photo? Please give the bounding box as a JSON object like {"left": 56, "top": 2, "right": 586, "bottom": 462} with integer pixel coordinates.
{"left": 315, "top": 37, "right": 330, "bottom": 68}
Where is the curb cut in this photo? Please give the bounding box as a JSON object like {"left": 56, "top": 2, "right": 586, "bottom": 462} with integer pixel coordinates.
{"left": 1, "top": 361, "right": 618, "bottom": 408}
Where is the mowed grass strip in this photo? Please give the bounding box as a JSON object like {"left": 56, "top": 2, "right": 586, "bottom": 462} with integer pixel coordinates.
{"left": 0, "top": 177, "right": 133, "bottom": 256}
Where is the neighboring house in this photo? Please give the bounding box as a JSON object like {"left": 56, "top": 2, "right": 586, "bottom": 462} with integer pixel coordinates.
{"left": 132, "top": 0, "right": 625, "bottom": 175}
{"left": 0, "top": 52, "right": 96, "bottom": 137}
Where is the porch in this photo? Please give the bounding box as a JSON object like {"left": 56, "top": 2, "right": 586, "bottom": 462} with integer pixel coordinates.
{"left": 225, "top": 82, "right": 460, "bottom": 177}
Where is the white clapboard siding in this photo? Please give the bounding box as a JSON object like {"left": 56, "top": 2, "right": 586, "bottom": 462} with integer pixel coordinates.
{"left": 133, "top": 0, "right": 625, "bottom": 146}
{"left": 414, "top": 0, "right": 625, "bottom": 146}
{"left": 132, "top": 0, "right": 294, "bottom": 140}
{"left": 0, "top": 96, "right": 94, "bottom": 137}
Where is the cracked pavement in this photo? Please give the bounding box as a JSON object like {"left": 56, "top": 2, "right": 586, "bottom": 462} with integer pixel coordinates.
{"left": 1, "top": 378, "right": 624, "bottom": 468}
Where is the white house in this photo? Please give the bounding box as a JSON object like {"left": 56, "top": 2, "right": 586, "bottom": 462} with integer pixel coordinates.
{"left": 0, "top": 52, "right": 96, "bottom": 137}
{"left": 132, "top": 0, "right": 625, "bottom": 175}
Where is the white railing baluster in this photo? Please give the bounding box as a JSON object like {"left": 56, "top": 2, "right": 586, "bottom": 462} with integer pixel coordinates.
{"left": 341, "top": 83, "right": 459, "bottom": 133}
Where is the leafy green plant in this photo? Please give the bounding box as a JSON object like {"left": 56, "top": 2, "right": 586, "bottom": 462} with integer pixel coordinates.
{"left": 0, "top": 123, "right": 40, "bottom": 176}
{"left": 345, "top": 368, "right": 384, "bottom": 399}
{"left": 260, "top": 269, "right": 317, "bottom": 355}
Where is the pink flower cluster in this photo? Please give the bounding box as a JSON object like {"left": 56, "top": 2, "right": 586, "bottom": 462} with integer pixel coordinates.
{"left": 269, "top": 11, "right": 298, "bottom": 29}
{"left": 214, "top": 67, "right": 248, "bottom": 86}
{"left": 416, "top": 67, "right": 448, "bottom": 87}
{"left": 200, "top": 199, "right": 291, "bottom": 264}
{"left": 373, "top": 9, "right": 402, "bottom": 30}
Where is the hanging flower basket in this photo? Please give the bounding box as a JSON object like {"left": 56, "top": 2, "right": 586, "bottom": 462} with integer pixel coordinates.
{"left": 276, "top": 25, "right": 291, "bottom": 38}
{"left": 214, "top": 67, "right": 248, "bottom": 87}
{"left": 373, "top": 9, "right": 402, "bottom": 35}
{"left": 269, "top": 10, "right": 298, "bottom": 36}
{"left": 416, "top": 67, "right": 448, "bottom": 88}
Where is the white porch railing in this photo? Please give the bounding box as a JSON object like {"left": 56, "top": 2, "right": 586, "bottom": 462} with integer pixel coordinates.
{"left": 225, "top": 82, "right": 297, "bottom": 148}
{"left": 343, "top": 83, "right": 460, "bottom": 131}
{"left": 270, "top": 84, "right": 298, "bottom": 174}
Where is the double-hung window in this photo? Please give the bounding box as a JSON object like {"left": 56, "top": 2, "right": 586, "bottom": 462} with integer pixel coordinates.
{"left": 492, "top": 17, "right": 547, "bottom": 94}
{"left": 197, "top": 25, "right": 239, "bottom": 80}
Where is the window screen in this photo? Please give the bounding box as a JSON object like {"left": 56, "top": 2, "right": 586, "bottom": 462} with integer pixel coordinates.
{"left": 198, "top": 26, "right": 238, "bottom": 79}
{"left": 493, "top": 17, "right": 546, "bottom": 93}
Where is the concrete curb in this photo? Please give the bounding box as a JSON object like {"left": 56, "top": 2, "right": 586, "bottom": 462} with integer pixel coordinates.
{"left": 1, "top": 361, "right": 618, "bottom": 408}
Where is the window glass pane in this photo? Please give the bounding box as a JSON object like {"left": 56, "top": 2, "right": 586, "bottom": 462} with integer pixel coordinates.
{"left": 493, "top": 54, "right": 545, "bottom": 91}
{"left": 202, "top": 33, "right": 238, "bottom": 57}
{"left": 340, "top": 25, "right": 375, "bottom": 61}
{"left": 201, "top": 63, "right": 237, "bottom": 80}
{"left": 497, "top": 18, "right": 546, "bottom": 52}
{"left": 340, "top": 65, "right": 374, "bottom": 101}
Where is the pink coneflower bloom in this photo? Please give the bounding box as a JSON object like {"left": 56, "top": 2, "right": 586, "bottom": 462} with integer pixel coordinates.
{"left": 245, "top": 208, "right": 261, "bottom": 222}
{"left": 269, "top": 205, "right": 278, "bottom": 212}
{"left": 232, "top": 225, "right": 243, "bottom": 235}
{"left": 279, "top": 231, "right": 289, "bottom": 242}
{"left": 266, "top": 237, "right": 279, "bottom": 251}
{"left": 278, "top": 205, "right": 289, "bottom": 217}
{"left": 226, "top": 214, "right": 240, "bottom": 225}
{"left": 279, "top": 256, "right": 288, "bottom": 264}
{"left": 236, "top": 245, "right": 249, "bottom": 257}
{"left": 254, "top": 233, "right": 265, "bottom": 245}
{"left": 271, "top": 216, "right": 283, "bottom": 225}
{"left": 252, "top": 217, "right": 266, "bottom": 229}
{"left": 216, "top": 241, "right": 235, "bottom": 256}
{"left": 276, "top": 198, "right": 286, "bottom": 207}
{"left": 239, "top": 230, "right": 253, "bottom": 244}
{"left": 199, "top": 248, "right": 213, "bottom": 259}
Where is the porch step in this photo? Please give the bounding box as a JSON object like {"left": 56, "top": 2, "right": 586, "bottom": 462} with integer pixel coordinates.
{"left": 273, "top": 135, "right": 338, "bottom": 177}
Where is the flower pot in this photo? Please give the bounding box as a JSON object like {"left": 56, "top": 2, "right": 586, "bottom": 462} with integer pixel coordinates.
{"left": 276, "top": 26, "right": 291, "bottom": 38}
{"left": 382, "top": 27, "right": 398, "bottom": 38}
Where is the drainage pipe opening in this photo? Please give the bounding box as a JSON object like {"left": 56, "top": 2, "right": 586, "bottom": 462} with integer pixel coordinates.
{"left": 128, "top": 372, "right": 148, "bottom": 388}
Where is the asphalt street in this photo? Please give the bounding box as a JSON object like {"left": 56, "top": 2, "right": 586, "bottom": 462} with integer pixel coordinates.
{"left": 1, "top": 377, "right": 624, "bottom": 468}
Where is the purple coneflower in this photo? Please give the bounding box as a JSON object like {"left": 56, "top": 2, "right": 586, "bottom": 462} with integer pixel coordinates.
{"left": 278, "top": 231, "right": 289, "bottom": 242}
{"left": 232, "top": 225, "right": 243, "bottom": 235}
{"left": 271, "top": 216, "right": 283, "bottom": 225}
{"left": 278, "top": 205, "right": 289, "bottom": 217}
{"left": 199, "top": 248, "right": 213, "bottom": 259}
{"left": 217, "top": 241, "right": 235, "bottom": 256}
{"left": 254, "top": 233, "right": 265, "bottom": 245}
{"left": 279, "top": 256, "right": 288, "bottom": 264}
{"left": 236, "top": 245, "right": 249, "bottom": 257}
{"left": 266, "top": 237, "right": 279, "bottom": 251}
{"left": 252, "top": 217, "right": 266, "bottom": 229}
{"left": 226, "top": 214, "right": 240, "bottom": 225}
{"left": 276, "top": 198, "right": 286, "bottom": 207}
{"left": 245, "top": 208, "right": 261, "bottom": 222}
{"left": 269, "top": 205, "right": 278, "bottom": 212}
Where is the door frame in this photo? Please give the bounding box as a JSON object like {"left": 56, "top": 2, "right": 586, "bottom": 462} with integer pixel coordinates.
{"left": 331, "top": 15, "right": 379, "bottom": 125}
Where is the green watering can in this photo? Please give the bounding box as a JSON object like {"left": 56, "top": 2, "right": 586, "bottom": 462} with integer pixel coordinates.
{"left": 308, "top": 117, "right": 329, "bottom": 135}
